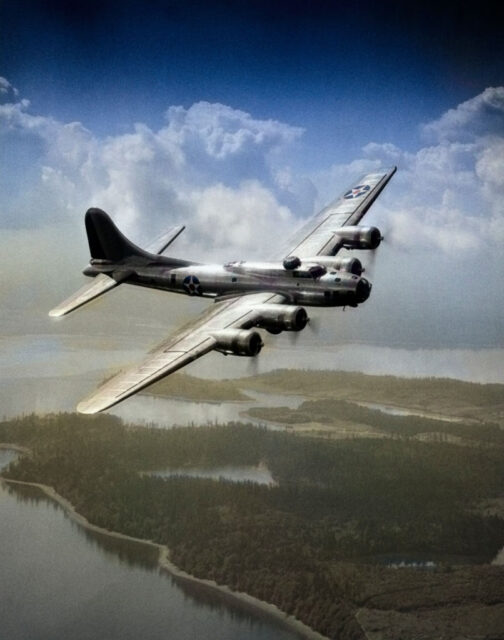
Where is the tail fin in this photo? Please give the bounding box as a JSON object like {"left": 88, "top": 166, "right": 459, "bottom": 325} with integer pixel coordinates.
{"left": 85, "top": 208, "right": 149, "bottom": 261}
{"left": 50, "top": 208, "right": 194, "bottom": 318}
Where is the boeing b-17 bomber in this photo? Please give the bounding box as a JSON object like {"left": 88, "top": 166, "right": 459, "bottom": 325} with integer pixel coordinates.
{"left": 50, "top": 166, "right": 397, "bottom": 414}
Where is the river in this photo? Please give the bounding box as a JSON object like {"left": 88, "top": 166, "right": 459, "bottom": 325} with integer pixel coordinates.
{"left": 0, "top": 454, "right": 306, "bottom": 640}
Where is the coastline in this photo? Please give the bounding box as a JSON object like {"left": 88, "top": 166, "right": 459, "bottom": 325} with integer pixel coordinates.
{"left": 0, "top": 442, "right": 32, "bottom": 454}
{"left": 0, "top": 475, "right": 329, "bottom": 640}
{"left": 140, "top": 390, "right": 252, "bottom": 405}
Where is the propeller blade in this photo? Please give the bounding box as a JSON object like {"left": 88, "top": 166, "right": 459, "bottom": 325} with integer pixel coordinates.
{"left": 288, "top": 330, "right": 301, "bottom": 345}
{"left": 247, "top": 354, "right": 260, "bottom": 376}
{"left": 307, "top": 315, "right": 321, "bottom": 336}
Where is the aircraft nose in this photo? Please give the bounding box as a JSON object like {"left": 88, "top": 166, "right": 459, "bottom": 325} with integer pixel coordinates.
{"left": 355, "top": 277, "right": 372, "bottom": 303}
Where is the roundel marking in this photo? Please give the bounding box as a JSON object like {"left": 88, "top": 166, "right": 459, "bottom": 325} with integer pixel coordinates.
{"left": 183, "top": 275, "right": 203, "bottom": 296}
{"left": 344, "top": 184, "right": 371, "bottom": 199}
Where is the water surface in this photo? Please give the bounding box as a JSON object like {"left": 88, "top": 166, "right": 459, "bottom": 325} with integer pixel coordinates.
{"left": 147, "top": 464, "right": 276, "bottom": 485}
{"left": 0, "top": 449, "right": 19, "bottom": 470}
{"left": 355, "top": 401, "right": 466, "bottom": 422}
{"left": 0, "top": 481, "right": 305, "bottom": 640}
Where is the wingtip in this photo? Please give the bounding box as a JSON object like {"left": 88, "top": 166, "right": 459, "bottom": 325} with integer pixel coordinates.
{"left": 48, "top": 308, "right": 64, "bottom": 318}
{"left": 76, "top": 400, "right": 99, "bottom": 415}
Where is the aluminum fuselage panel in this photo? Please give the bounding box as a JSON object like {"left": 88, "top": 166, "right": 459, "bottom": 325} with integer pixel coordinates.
{"left": 87, "top": 261, "right": 367, "bottom": 307}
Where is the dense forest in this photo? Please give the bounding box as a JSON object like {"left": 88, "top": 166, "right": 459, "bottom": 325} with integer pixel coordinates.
{"left": 1, "top": 413, "right": 504, "bottom": 639}
{"left": 236, "top": 369, "right": 504, "bottom": 424}
{"left": 247, "top": 397, "right": 504, "bottom": 443}
{"left": 147, "top": 372, "right": 249, "bottom": 402}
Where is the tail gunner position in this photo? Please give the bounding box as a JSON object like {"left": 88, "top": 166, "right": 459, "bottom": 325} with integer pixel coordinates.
{"left": 50, "top": 167, "right": 396, "bottom": 414}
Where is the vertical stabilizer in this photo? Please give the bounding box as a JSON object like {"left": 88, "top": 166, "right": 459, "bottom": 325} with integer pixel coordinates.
{"left": 85, "top": 208, "right": 149, "bottom": 261}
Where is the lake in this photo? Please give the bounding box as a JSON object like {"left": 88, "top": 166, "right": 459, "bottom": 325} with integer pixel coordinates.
{"left": 146, "top": 464, "right": 276, "bottom": 485}
{"left": 355, "top": 401, "right": 467, "bottom": 423}
{"left": 0, "top": 472, "right": 307, "bottom": 640}
{"left": 0, "top": 371, "right": 304, "bottom": 430}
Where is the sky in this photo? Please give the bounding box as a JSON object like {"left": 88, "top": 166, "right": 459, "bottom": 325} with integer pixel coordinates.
{"left": 1, "top": 0, "right": 504, "bottom": 384}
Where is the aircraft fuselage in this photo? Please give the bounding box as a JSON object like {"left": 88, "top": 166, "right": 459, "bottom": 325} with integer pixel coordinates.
{"left": 84, "top": 259, "right": 372, "bottom": 308}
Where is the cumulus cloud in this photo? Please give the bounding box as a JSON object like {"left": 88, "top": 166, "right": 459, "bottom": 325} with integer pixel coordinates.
{"left": 1, "top": 81, "right": 503, "bottom": 261}
{"left": 423, "top": 87, "right": 504, "bottom": 142}
{"left": 0, "top": 89, "right": 309, "bottom": 260}
{"left": 334, "top": 87, "right": 504, "bottom": 254}
{"left": 0, "top": 76, "right": 19, "bottom": 97}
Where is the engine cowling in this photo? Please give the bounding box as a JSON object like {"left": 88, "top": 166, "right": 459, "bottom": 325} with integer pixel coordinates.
{"left": 212, "top": 329, "right": 263, "bottom": 356}
{"left": 330, "top": 257, "right": 363, "bottom": 275}
{"left": 254, "top": 304, "right": 308, "bottom": 333}
{"left": 299, "top": 256, "right": 363, "bottom": 276}
{"left": 334, "top": 226, "right": 382, "bottom": 250}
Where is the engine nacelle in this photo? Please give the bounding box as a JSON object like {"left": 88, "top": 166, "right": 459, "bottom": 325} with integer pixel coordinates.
{"left": 212, "top": 329, "right": 263, "bottom": 356}
{"left": 254, "top": 304, "right": 309, "bottom": 332}
{"left": 334, "top": 226, "right": 382, "bottom": 250}
{"left": 329, "top": 256, "right": 363, "bottom": 275}
{"left": 301, "top": 256, "right": 363, "bottom": 276}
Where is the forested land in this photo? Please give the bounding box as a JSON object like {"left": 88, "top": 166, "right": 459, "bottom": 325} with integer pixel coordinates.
{"left": 247, "top": 398, "right": 504, "bottom": 444}
{"left": 1, "top": 414, "right": 504, "bottom": 639}
{"left": 147, "top": 373, "right": 250, "bottom": 402}
{"left": 236, "top": 369, "right": 504, "bottom": 424}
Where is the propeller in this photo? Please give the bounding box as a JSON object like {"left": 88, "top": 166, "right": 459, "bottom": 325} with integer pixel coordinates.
{"left": 288, "top": 330, "right": 301, "bottom": 345}
{"left": 307, "top": 314, "right": 321, "bottom": 336}
{"left": 364, "top": 246, "right": 379, "bottom": 277}
{"left": 246, "top": 353, "right": 261, "bottom": 377}
{"left": 364, "top": 225, "right": 388, "bottom": 277}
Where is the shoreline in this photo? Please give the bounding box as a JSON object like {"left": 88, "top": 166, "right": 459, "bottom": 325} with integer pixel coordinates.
{"left": 0, "top": 475, "right": 328, "bottom": 640}
{"left": 0, "top": 442, "right": 32, "bottom": 454}
{"left": 140, "top": 391, "right": 252, "bottom": 405}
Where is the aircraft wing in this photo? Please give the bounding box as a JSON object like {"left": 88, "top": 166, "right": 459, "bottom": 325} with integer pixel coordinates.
{"left": 77, "top": 292, "right": 284, "bottom": 414}
{"left": 277, "top": 166, "right": 396, "bottom": 259}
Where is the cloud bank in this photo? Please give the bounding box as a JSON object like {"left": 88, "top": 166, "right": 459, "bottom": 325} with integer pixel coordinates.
{"left": 0, "top": 92, "right": 306, "bottom": 259}
{"left": 1, "top": 81, "right": 503, "bottom": 261}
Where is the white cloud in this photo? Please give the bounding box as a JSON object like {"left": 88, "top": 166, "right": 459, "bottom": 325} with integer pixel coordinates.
{"left": 1, "top": 81, "right": 503, "bottom": 261}
{"left": 349, "top": 88, "right": 504, "bottom": 253}
{"left": 0, "top": 91, "right": 306, "bottom": 259}
{"left": 187, "top": 181, "right": 293, "bottom": 257}
{"left": 422, "top": 87, "right": 504, "bottom": 142}
{"left": 0, "top": 76, "right": 19, "bottom": 96}
{"left": 0, "top": 81, "right": 502, "bottom": 355}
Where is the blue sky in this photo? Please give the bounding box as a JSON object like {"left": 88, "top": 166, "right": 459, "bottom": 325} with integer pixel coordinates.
{"left": 3, "top": 0, "right": 503, "bottom": 164}
{"left": 1, "top": 0, "right": 503, "bottom": 363}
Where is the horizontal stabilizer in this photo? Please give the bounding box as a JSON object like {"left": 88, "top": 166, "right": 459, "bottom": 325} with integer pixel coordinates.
{"left": 145, "top": 225, "right": 185, "bottom": 255}
{"left": 49, "top": 274, "right": 118, "bottom": 317}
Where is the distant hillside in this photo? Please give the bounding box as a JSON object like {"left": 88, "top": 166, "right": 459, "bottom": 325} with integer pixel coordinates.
{"left": 234, "top": 369, "right": 504, "bottom": 425}
{"left": 145, "top": 372, "right": 249, "bottom": 402}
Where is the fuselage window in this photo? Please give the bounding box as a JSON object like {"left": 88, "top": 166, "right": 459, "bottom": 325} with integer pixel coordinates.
{"left": 231, "top": 277, "right": 237, "bottom": 282}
